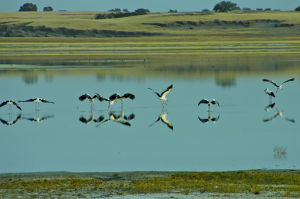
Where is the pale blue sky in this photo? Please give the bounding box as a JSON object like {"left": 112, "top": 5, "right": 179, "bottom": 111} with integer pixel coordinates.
{"left": 1, "top": 0, "right": 299, "bottom": 12}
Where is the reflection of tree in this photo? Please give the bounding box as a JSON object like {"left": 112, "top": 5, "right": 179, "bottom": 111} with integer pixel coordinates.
{"left": 273, "top": 145, "right": 287, "bottom": 160}
{"left": 22, "top": 72, "right": 38, "bottom": 84}
{"left": 214, "top": 73, "right": 236, "bottom": 87}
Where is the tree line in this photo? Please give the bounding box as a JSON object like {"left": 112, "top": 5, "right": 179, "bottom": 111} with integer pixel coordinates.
{"left": 18, "top": 1, "right": 300, "bottom": 13}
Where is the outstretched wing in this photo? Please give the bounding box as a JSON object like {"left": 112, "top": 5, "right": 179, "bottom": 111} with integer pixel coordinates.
{"left": 124, "top": 113, "right": 135, "bottom": 120}
{"left": 94, "top": 93, "right": 108, "bottom": 102}
{"left": 0, "top": 101, "right": 9, "bottom": 107}
{"left": 263, "top": 113, "right": 279, "bottom": 123}
{"left": 211, "top": 115, "right": 220, "bottom": 123}
{"left": 12, "top": 101, "right": 22, "bottom": 111}
{"left": 198, "top": 99, "right": 209, "bottom": 106}
{"left": 94, "top": 116, "right": 105, "bottom": 123}
{"left": 18, "top": 99, "right": 35, "bottom": 103}
{"left": 148, "top": 88, "right": 161, "bottom": 98}
{"left": 123, "top": 93, "right": 135, "bottom": 100}
{"left": 160, "top": 113, "right": 173, "bottom": 130}
{"left": 40, "top": 99, "right": 54, "bottom": 104}
{"left": 12, "top": 114, "right": 22, "bottom": 124}
{"left": 284, "top": 117, "right": 295, "bottom": 123}
{"left": 211, "top": 99, "right": 220, "bottom": 107}
{"left": 79, "top": 94, "right": 91, "bottom": 101}
{"left": 160, "top": 85, "right": 173, "bottom": 99}
{"left": 262, "top": 79, "right": 279, "bottom": 87}
{"left": 198, "top": 116, "right": 209, "bottom": 123}
{"left": 109, "top": 93, "right": 121, "bottom": 101}
{"left": 282, "top": 78, "right": 295, "bottom": 84}
{"left": 0, "top": 118, "right": 9, "bottom": 125}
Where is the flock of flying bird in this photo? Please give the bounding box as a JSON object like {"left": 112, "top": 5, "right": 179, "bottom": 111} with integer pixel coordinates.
{"left": 0, "top": 77, "right": 295, "bottom": 127}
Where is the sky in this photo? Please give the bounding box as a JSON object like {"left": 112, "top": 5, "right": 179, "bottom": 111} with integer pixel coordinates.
{"left": 1, "top": 0, "right": 299, "bottom": 12}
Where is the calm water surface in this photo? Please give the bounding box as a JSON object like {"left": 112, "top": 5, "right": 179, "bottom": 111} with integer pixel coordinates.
{"left": 0, "top": 63, "right": 299, "bottom": 173}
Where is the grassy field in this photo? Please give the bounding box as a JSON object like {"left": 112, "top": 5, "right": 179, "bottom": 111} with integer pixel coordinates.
{"left": 0, "top": 11, "right": 300, "bottom": 77}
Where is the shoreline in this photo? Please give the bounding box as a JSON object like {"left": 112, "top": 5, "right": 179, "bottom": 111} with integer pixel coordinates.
{"left": 1, "top": 170, "right": 300, "bottom": 198}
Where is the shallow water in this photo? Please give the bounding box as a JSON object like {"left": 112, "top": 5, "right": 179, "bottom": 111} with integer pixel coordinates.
{"left": 0, "top": 61, "right": 299, "bottom": 173}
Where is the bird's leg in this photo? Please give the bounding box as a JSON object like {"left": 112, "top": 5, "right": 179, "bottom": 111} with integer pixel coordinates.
{"left": 269, "top": 96, "right": 272, "bottom": 104}
{"left": 90, "top": 102, "right": 94, "bottom": 112}
{"left": 35, "top": 102, "right": 40, "bottom": 111}
{"left": 208, "top": 105, "right": 211, "bottom": 113}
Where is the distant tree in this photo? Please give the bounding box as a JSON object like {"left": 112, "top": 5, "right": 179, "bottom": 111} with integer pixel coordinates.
{"left": 19, "top": 3, "right": 37, "bottom": 11}
{"left": 168, "top": 9, "right": 178, "bottom": 13}
{"left": 134, "top": 8, "right": 150, "bottom": 15}
{"left": 256, "top": 8, "right": 263, "bottom": 11}
{"left": 109, "top": 8, "right": 121, "bottom": 12}
{"left": 264, "top": 8, "right": 272, "bottom": 11}
{"left": 295, "top": 6, "right": 300, "bottom": 11}
{"left": 43, "top": 6, "right": 53, "bottom": 12}
{"left": 213, "top": 1, "right": 239, "bottom": 12}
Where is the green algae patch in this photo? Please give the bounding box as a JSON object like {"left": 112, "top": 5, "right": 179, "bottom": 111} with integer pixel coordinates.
{"left": 1, "top": 170, "right": 300, "bottom": 198}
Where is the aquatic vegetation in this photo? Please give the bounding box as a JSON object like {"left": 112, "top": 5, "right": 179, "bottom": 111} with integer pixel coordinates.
{"left": 1, "top": 171, "right": 300, "bottom": 198}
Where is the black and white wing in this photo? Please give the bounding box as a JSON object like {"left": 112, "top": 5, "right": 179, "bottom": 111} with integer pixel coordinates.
{"left": 12, "top": 101, "right": 22, "bottom": 111}
{"left": 124, "top": 113, "right": 135, "bottom": 120}
{"left": 262, "top": 79, "right": 279, "bottom": 87}
{"left": 160, "top": 113, "right": 173, "bottom": 130}
{"left": 148, "top": 88, "right": 161, "bottom": 98}
{"left": 282, "top": 78, "right": 295, "bottom": 84}
{"left": 0, "top": 101, "right": 9, "bottom": 108}
{"left": 198, "top": 116, "right": 209, "bottom": 123}
{"left": 0, "top": 117, "right": 9, "bottom": 125}
{"left": 18, "top": 98, "right": 36, "bottom": 103}
{"left": 79, "top": 94, "right": 92, "bottom": 101}
{"left": 123, "top": 93, "right": 135, "bottom": 100}
{"left": 94, "top": 93, "right": 109, "bottom": 102}
{"left": 109, "top": 93, "right": 121, "bottom": 101}
{"left": 198, "top": 99, "right": 209, "bottom": 106}
{"left": 40, "top": 99, "right": 54, "bottom": 104}
{"left": 160, "top": 85, "right": 173, "bottom": 99}
{"left": 211, "top": 99, "right": 220, "bottom": 107}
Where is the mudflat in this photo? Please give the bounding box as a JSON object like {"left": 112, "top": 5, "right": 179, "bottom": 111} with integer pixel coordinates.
{"left": 1, "top": 170, "right": 300, "bottom": 198}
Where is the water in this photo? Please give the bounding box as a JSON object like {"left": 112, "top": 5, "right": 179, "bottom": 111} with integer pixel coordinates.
{"left": 0, "top": 62, "right": 299, "bottom": 173}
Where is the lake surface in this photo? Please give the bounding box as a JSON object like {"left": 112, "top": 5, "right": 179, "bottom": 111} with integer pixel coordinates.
{"left": 0, "top": 58, "right": 299, "bottom": 173}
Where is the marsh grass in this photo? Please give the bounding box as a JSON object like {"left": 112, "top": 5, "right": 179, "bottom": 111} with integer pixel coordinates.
{"left": 1, "top": 171, "right": 300, "bottom": 198}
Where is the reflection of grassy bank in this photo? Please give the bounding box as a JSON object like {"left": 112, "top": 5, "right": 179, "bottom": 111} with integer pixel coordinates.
{"left": 1, "top": 170, "right": 300, "bottom": 198}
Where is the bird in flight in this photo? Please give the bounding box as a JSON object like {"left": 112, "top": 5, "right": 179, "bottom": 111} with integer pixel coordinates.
{"left": 79, "top": 93, "right": 108, "bottom": 103}
{"left": 148, "top": 85, "right": 173, "bottom": 105}
{"left": 0, "top": 100, "right": 22, "bottom": 111}
{"left": 19, "top": 97, "right": 54, "bottom": 110}
{"left": 198, "top": 99, "right": 220, "bottom": 111}
{"left": 262, "top": 78, "right": 295, "bottom": 92}
{"left": 108, "top": 93, "right": 135, "bottom": 107}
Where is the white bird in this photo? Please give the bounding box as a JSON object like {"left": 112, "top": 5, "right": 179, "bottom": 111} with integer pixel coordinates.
{"left": 198, "top": 99, "right": 220, "bottom": 111}
{"left": 262, "top": 78, "right": 295, "bottom": 92}
{"left": 0, "top": 100, "right": 22, "bottom": 111}
{"left": 19, "top": 97, "right": 54, "bottom": 110}
{"left": 148, "top": 85, "right": 173, "bottom": 105}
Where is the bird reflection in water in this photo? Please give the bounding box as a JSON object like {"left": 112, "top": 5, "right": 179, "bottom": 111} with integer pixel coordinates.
{"left": 79, "top": 108, "right": 135, "bottom": 127}
{"left": 0, "top": 113, "right": 22, "bottom": 126}
{"left": 149, "top": 108, "right": 173, "bottom": 130}
{"left": 264, "top": 102, "right": 276, "bottom": 112}
{"left": 273, "top": 145, "right": 287, "bottom": 160}
{"left": 22, "top": 109, "right": 54, "bottom": 123}
{"left": 263, "top": 107, "right": 295, "bottom": 123}
{"left": 198, "top": 112, "right": 220, "bottom": 124}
